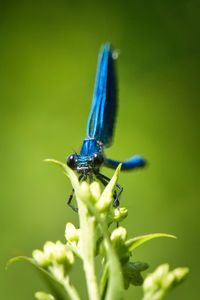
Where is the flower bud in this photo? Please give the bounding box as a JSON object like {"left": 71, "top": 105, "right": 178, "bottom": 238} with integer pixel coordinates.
{"left": 110, "top": 226, "right": 127, "bottom": 248}
{"left": 56, "top": 249, "right": 75, "bottom": 274}
{"left": 143, "top": 264, "right": 189, "bottom": 297}
{"left": 162, "top": 266, "right": 189, "bottom": 289}
{"left": 32, "top": 250, "right": 50, "bottom": 267}
{"left": 54, "top": 241, "right": 67, "bottom": 263}
{"left": 153, "top": 264, "right": 169, "bottom": 282}
{"left": 43, "top": 241, "right": 56, "bottom": 260}
{"left": 90, "top": 182, "right": 101, "bottom": 202}
{"left": 143, "top": 275, "right": 154, "bottom": 291}
{"left": 65, "top": 222, "right": 79, "bottom": 243}
{"left": 111, "top": 207, "right": 128, "bottom": 222}
{"left": 172, "top": 267, "right": 189, "bottom": 283}
{"left": 79, "top": 182, "right": 92, "bottom": 203}
{"left": 162, "top": 272, "right": 174, "bottom": 289}
{"left": 143, "top": 264, "right": 169, "bottom": 292}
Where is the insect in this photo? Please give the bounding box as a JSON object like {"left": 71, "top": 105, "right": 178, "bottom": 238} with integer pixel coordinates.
{"left": 66, "top": 44, "right": 146, "bottom": 212}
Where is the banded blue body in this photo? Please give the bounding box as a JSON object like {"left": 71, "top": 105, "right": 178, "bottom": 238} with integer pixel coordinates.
{"left": 66, "top": 44, "right": 146, "bottom": 211}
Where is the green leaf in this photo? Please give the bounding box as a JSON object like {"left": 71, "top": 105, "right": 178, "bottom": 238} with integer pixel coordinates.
{"left": 125, "top": 233, "right": 176, "bottom": 252}
{"left": 7, "top": 256, "right": 67, "bottom": 300}
{"left": 7, "top": 256, "right": 80, "bottom": 300}
{"left": 131, "top": 261, "right": 149, "bottom": 272}
{"left": 123, "top": 262, "right": 149, "bottom": 288}
{"left": 117, "top": 233, "right": 176, "bottom": 260}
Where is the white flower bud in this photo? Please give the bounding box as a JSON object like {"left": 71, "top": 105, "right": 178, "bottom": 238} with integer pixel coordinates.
{"left": 154, "top": 264, "right": 169, "bottom": 282}
{"left": 110, "top": 226, "right": 127, "bottom": 247}
{"left": 143, "top": 276, "right": 154, "bottom": 291}
{"left": 43, "top": 241, "right": 56, "bottom": 260}
{"left": 54, "top": 241, "right": 67, "bottom": 263}
{"left": 65, "top": 222, "right": 79, "bottom": 243}
{"left": 162, "top": 272, "right": 174, "bottom": 289}
{"left": 79, "top": 182, "right": 92, "bottom": 202}
{"left": 32, "top": 250, "right": 50, "bottom": 267}
{"left": 172, "top": 267, "right": 189, "bottom": 282}
{"left": 90, "top": 182, "right": 101, "bottom": 202}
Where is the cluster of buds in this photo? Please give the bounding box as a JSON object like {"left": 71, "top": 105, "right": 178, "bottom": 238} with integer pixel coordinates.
{"left": 142, "top": 264, "right": 189, "bottom": 300}
{"left": 78, "top": 181, "right": 111, "bottom": 213}
{"left": 79, "top": 180, "right": 128, "bottom": 224}
{"left": 32, "top": 240, "right": 74, "bottom": 281}
{"left": 8, "top": 160, "right": 189, "bottom": 300}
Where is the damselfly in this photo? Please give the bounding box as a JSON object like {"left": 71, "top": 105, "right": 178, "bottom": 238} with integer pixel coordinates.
{"left": 66, "top": 44, "right": 146, "bottom": 211}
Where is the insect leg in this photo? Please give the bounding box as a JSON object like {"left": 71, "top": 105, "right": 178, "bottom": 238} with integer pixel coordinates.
{"left": 67, "top": 188, "right": 78, "bottom": 212}
{"left": 67, "top": 175, "right": 84, "bottom": 212}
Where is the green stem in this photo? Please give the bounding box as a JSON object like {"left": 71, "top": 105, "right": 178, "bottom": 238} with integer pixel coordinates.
{"left": 77, "top": 198, "right": 100, "bottom": 300}
{"left": 84, "top": 203, "right": 124, "bottom": 300}
{"left": 63, "top": 276, "right": 81, "bottom": 300}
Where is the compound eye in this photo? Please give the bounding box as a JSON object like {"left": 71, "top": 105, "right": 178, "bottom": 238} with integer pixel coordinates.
{"left": 93, "top": 153, "right": 104, "bottom": 167}
{"left": 67, "top": 154, "right": 77, "bottom": 169}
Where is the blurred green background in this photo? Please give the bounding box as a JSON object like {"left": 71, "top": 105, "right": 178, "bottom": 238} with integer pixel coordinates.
{"left": 1, "top": 0, "right": 199, "bottom": 299}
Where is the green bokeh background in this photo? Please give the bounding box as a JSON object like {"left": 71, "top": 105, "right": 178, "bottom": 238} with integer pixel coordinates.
{"left": 1, "top": 0, "right": 199, "bottom": 299}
